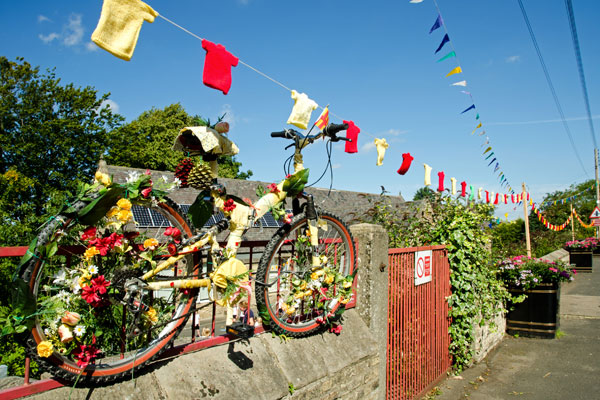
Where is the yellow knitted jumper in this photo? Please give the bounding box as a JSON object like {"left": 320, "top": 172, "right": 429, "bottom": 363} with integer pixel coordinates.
{"left": 91, "top": 0, "right": 158, "bottom": 61}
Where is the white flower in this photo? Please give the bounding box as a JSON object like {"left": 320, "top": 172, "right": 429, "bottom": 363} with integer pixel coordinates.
{"left": 88, "top": 265, "right": 98, "bottom": 275}
{"left": 52, "top": 269, "right": 67, "bottom": 284}
{"left": 57, "top": 290, "right": 71, "bottom": 304}
{"left": 71, "top": 278, "right": 81, "bottom": 294}
{"left": 126, "top": 171, "right": 141, "bottom": 184}
{"left": 73, "top": 325, "right": 86, "bottom": 337}
{"left": 173, "top": 177, "right": 182, "bottom": 188}
{"left": 161, "top": 175, "right": 169, "bottom": 183}
{"left": 44, "top": 328, "right": 51, "bottom": 336}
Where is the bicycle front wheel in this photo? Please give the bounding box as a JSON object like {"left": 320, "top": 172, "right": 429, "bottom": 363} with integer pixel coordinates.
{"left": 21, "top": 197, "right": 198, "bottom": 384}
{"left": 255, "top": 211, "right": 356, "bottom": 337}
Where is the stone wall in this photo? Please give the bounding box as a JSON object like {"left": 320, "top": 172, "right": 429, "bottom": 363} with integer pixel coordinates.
{"left": 20, "top": 224, "right": 388, "bottom": 400}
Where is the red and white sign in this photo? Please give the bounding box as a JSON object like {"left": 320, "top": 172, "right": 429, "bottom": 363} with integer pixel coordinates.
{"left": 414, "top": 250, "right": 432, "bottom": 286}
{"left": 590, "top": 206, "right": 600, "bottom": 220}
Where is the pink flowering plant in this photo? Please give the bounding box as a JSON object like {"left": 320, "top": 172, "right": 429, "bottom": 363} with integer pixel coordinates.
{"left": 495, "top": 256, "right": 575, "bottom": 292}
{"left": 564, "top": 237, "right": 598, "bottom": 251}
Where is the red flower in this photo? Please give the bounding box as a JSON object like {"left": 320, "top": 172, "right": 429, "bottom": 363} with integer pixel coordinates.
{"left": 267, "top": 183, "right": 280, "bottom": 194}
{"left": 81, "top": 285, "right": 101, "bottom": 306}
{"left": 164, "top": 227, "right": 182, "bottom": 243}
{"left": 141, "top": 187, "right": 152, "bottom": 198}
{"left": 167, "top": 243, "right": 177, "bottom": 256}
{"left": 91, "top": 275, "right": 110, "bottom": 295}
{"left": 81, "top": 226, "right": 97, "bottom": 241}
{"left": 72, "top": 340, "right": 101, "bottom": 368}
{"left": 223, "top": 199, "right": 236, "bottom": 212}
{"left": 329, "top": 324, "right": 342, "bottom": 335}
{"left": 124, "top": 231, "right": 140, "bottom": 240}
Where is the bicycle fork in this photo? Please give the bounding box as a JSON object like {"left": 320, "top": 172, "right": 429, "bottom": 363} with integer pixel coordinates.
{"left": 297, "top": 192, "right": 323, "bottom": 269}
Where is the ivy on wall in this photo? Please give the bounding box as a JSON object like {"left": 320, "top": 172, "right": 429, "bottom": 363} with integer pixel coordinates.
{"left": 361, "top": 194, "right": 509, "bottom": 371}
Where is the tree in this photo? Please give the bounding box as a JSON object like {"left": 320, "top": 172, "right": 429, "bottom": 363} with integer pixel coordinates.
{"left": 105, "top": 104, "right": 252, "bottom": 179}
{"left": 413, "top": 186, "right": 436, "bottom": 201}
{"left": 0, "top": 56, "right": 123, "bottom": 220}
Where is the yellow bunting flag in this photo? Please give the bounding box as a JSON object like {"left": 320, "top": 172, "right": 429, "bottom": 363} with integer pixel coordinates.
{"left": 314, "top": 106, "right": 329, "bottom": 130}
{"left": 471, "top": 122, "right": 482, "bottom": 135}
{"left": 446, "top": 66, "right": 462, "bottom": 77}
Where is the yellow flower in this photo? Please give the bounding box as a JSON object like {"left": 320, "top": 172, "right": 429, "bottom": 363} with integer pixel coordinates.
{"left": 79, "top": 270, "right": 92, "bottom": 286}
{"left": 146, "top": 307, "right": 158, "bottom": 324}
{"left": 294, "top": 292, "right": 304, "bottom": 300}
{"left": 324, "top": 275, "right": 334, "bottom": 285}
{"left": 310, "top": 272, "right": 319, "bottom": 281}
{"left": 117, "top": 209, "right": 133, "bottom": 223}
{"left": 144, "top": 238, "right": 159, "bottom": 249}
{"left": 303, "top": 289, "right": 313, "bottom": 297}
{"left": 95, "top": 171, "right": 111, "bottom": 187}
{"left": 37, "top": 341, "right": 53, "bottom": 358}
{"left": 340, "top": 297, "right": 350, "bottom": 304}
{"left": 286, "top": 307, "right": 296, "bottom": 315}
{"left": 84, "top": 246, "right": 100, "bottom": 260}
{"left": 343, "top": 281, "right": 353, "bottom": 289}
{"left": 116, "top": 198, "right": 132, "bottom": 211}
{"left": 299, "top": 281, "right": 307, "bottom": 291}
{"left": 106, "top": 206, "right": 119, "bottom": 218}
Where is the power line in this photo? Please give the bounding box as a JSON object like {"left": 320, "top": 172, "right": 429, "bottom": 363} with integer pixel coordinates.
{"left": 516, "top": 0, "right": 589, "bottom": 177}
{"left": 564, "top": 0, "right": 598, "bottom": 149}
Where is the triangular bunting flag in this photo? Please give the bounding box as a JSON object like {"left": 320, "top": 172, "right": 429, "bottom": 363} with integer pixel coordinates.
{"left": 461, "top": 104, "right": 476, "bottom": 114}
{"left": 437, "top": 51, "right": 456, "bottom": 63}
{"left": 451, "top": 81, "right": 467, "bottom": 87}
{"left": 446, "top": 66, "right": 462, "bottom": 77}
{"left": 429, "top": 15, "right": 443, "bottom": 33}
{"left": 435, "top": 34, "right": 450, "bottom": 54}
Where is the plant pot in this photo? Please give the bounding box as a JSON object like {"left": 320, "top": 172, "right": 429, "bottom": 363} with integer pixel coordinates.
{"left": 568, "top": 250, "right": 593, "bottom": 273}
{"left": 593, "top": 247, "right": 600, "bottom": 256}
{"left": 506, "top": 282, "right": 559, "bottom": 339}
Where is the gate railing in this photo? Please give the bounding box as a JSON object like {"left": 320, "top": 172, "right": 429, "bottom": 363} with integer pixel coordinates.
{"left": 386, "top": 245, "right": 452, "bottom": 400}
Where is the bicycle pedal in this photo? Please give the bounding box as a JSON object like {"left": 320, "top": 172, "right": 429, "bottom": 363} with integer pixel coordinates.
{"left": 225, "top": 322, "right": 255, "bottom": 339}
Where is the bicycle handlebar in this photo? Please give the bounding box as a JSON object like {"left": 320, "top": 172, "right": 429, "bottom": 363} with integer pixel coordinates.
{"left": 270, "top": 123, "right": 350, "bottom": 143}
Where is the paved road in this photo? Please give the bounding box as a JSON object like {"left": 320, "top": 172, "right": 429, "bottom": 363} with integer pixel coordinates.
{"left": 436, "top": 255, "right": 600, "bottom": 400}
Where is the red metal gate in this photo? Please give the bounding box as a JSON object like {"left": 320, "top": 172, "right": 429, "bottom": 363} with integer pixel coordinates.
{"left": 386, "top": 245, "right": 452, "bottom": 399}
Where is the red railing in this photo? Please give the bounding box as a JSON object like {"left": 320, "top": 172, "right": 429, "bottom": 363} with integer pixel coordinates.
{"left": 0, "top": 239, "right": 356, "bottom": 399}
{"left": 386, "top": 245, "right": 452, "bottom": 400}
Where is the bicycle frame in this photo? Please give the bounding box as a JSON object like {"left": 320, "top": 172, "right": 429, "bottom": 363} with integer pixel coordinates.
{"left": 140, "top": 131, "right": 327, "bottom": 296}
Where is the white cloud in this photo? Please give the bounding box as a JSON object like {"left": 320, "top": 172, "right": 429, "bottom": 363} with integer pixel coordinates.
{"left": 85, "top": 42, "right": 98, "bottom": 52}
{"left": 38, "top": 13, "right": 86, "bottom": 49}
{"left": 385, "top": 128, "right": 408, "bottom": 137}
{"left": 99, "top": 99, "right": 120, "bottom": 114}
{"left": 39, "top": 33, "right": 59, "bottom": 44}
{"left": 361, "top": 141, "right": 376, "bottom": 152}
{"left": 63, "top": 14, "right": 84, "bottom": 46}
{"left": 505, "top": 55, "right": 521, "bottom": 63}
{"left": 38, "top": 15, "right": 51, "bottom": 23}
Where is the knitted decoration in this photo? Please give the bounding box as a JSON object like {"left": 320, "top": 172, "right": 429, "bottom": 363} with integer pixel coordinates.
{"left": 485, "top": 190, "right": 490, "bottom": 203}
{"left": 424, "top": 164, "right": 432, "bottom": 186}
{"left": 374, "top": 138, "right": 389, "bottom": 166}
{"left": 188, "top": 164, "right": 213, "bottom": 190}
{"left": 437, "top": 171, "right": 445, "bottom": 192}
{"left": 469, "top": 185, "right": 474, "bottom": 201}
{"left": 460, "top": 181, "right": 467, "bottom": 197}
{"left": 91, "top": 0, "right": 158, "bottom": 61}
{"left": 343, "top": 120, "right": 360, "bottom": 154}
{"left": 494, "top": 193, "right": 499, "bottom": 205}
{"left": 174, "top": 158, "right": 195, "bottom": 188}
{"left": 451, "top": 177, "right": 457, "bottom": 195}
{"left": 287, "top": 90, "right": 318, "bottom": 129}
{"left": 397, "top": 153, "right": 414, "bottom": 175}
{"left": 202, "top": 39, "right": 239, "bottom": 95}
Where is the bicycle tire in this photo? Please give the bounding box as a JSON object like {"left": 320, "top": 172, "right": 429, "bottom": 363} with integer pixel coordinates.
{"left": 21, "top": 196, "right": 198, "bottom": 385}
{"left": 255, "top": 211, "right": 356, "bottom": 337}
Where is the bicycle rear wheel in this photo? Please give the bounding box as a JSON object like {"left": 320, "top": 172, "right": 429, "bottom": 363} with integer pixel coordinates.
{"left": 21, "top": 197, "right": 198, "bottom": 384}
{"left": 255, "top": 211, "right": 356, "bottom": 337}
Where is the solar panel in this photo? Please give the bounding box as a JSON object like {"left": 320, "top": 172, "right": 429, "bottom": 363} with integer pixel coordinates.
{"left": 133, "top": 203, "right": 287, "bottom": 229}
{"left": 131, "top": 205, "right": 153, "bottom": 227}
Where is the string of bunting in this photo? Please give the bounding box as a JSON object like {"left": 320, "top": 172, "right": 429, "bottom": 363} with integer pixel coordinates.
{"left": 411, "top": 0, "right": 516, "bottom": 194}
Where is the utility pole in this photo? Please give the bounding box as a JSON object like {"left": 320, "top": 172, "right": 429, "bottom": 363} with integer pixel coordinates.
{"left": 595, "top": 148, "right": 600, "bottom": 238}
{"left": 522, "top": 182, "right": 532, "bottom": 258}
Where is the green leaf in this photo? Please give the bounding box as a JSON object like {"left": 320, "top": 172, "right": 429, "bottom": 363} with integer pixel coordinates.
{"left": 282, "top": 169, "right": 310, "bottom": 198}
{"left": 45, "top": 241, "right": 58, "bottom": 258}
{"left": 188, "top": 191, "right": 213, "bottom": 229}
{"left": 17, "top": 237, "right": 38, "bottom": 271}
{"left": 77, "top": 186, "right": 126, "bottom": 226}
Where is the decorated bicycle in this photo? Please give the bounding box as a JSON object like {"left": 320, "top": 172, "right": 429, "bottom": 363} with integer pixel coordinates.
{"left": 11, "top": 119, "right": 357, "bottom": 383}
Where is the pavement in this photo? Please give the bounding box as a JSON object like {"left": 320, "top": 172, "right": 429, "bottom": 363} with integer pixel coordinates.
{"left": 433, "top": 254, "right": 600, "bottom": 400}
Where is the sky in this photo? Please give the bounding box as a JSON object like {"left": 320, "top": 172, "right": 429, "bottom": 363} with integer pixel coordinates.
{"left": 1, "top": 0, "right": 599, "bottom": 221}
